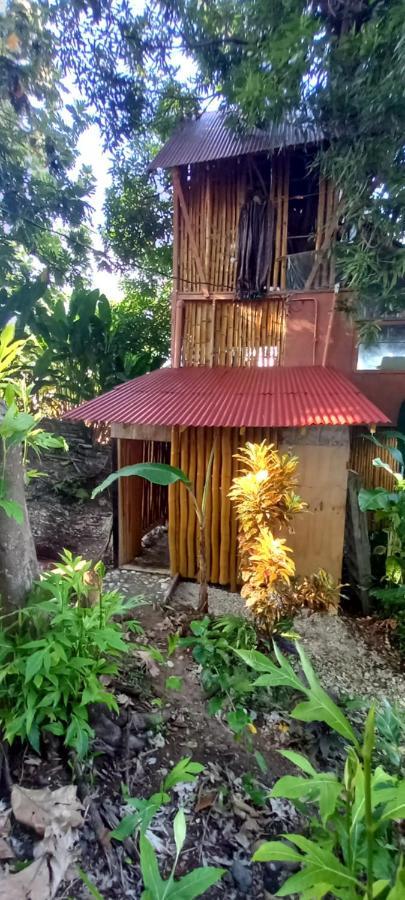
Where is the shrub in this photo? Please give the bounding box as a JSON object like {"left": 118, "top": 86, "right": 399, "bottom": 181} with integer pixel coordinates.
{"left": 0, "top": 551, "right": 143, "bottom": 756}
{"left": 229, "top": 441, "right": 339, "bottom": 630}
{"left": 238, "top": 643, "right": 405, "bottom": 898}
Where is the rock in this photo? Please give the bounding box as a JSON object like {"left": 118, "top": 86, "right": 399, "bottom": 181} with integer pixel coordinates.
{"left": 231, "top": 859, "right": 252, "bottom": 894}
{"left": 94, "top": 717, "right": 122, "bottom": 747}
{"left": 128, "top": 734, "right": 146, "bottom": 751}
{"left": 263, "top": 860, "right": 298, "bottom": 894}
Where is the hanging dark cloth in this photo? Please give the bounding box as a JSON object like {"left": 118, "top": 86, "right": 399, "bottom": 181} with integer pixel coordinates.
{"left": 235, "top": 191, "right": 274, "bottom": 300}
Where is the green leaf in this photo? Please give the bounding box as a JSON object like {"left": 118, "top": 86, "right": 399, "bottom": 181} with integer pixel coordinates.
{"left": 271, "top": 772, "right": 342, "bottom": 823}
{"left": 372, "top": 458, "right": 403, "bottom": 483}
{"left": 254, "top": 750, "right": 268, "bottom": 773}
{"left": 169, "top": 867, "right": 226, "bottom": 898}
{"left": 111, "top": 813, "right": 139, "bottom": 841}
{"left": 285, "top": 835, "right": 358, "bottom": 889}
{"left": 386, "top": 864, "right": 405, "bottom": 899}
{"left": 359, "top": 487, "right": 399, "bottom": 511}
{"left": 237, "top": 647, "right": 304, "bottom": 692}
{"left": 235, "top": 649, "right": 277, "bottom": 673}
{"left": 77, "top": 867, "right": 105, "bottom": 899}
{"left": 252, "top": 840, "right": 303, "bottom": 863}
{"left": 25, "top": 649, "right": 45, "bottom": 683}
{"left": 173, "top": 808, "right": 187, "bottom": 857}
{"left": 92, "top": 463, "right": 191, "bottom": 499}
{"left": 163, "top": 758, "right": 204, "bottom": 791}
{"left": 379, "top": 781, "right": 405, "bottom": 822}
{"left": 140, "top": 835, "right": 164, "bottom": 897}
{"left": 372, "top": 880, "right": 391, "bottom": 898}
{"left": 291, "top": 675, "right": 357, "bottom": 746}
{"left": 278, "top": 749, "right": 317, "bottom": 776}
{"left": 0, "top": 498, "right": 23, "bottom": 523}
{"left": 165, "top": 675, "right": 183, "bottom": 691}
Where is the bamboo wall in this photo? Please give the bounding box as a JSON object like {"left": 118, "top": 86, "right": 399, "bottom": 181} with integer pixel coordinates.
{"left": 169, "top": 426, "right": 277, "bottom": 590}
{"left": 168, "top": 424, "right": 351, "bottom": 588}
{"left": 117, "top": 438, "right": 169, "bottom": 566}
{"left": 174, "top": 153, "right": 336, "bottom": 299}
{"left": 182, "top": 298, "right": 285, "bottom": 367}
{"left": 350, "top": 429, "right": 401, "bottom": 490}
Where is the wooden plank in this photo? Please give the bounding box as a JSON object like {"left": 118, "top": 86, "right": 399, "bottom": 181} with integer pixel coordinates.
{"left": 278, "top": 428, "right": 350, "bottom": 582}
{"left": 111, "top": 423, "right": 171, "bottom": 442}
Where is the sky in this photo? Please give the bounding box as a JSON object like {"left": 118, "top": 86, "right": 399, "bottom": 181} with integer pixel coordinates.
{"left": 75, "top": 126, "right": 121, "bottom": 299}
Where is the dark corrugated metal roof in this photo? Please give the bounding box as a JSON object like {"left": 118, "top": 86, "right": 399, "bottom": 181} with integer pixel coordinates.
{"left": 64, "top": 366, "right": 389, "bottom": 429}
{"left": 149, "top": 110, "right": 324, "bottom": 169}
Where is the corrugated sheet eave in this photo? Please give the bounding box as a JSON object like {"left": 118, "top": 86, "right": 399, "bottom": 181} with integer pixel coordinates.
{"left": 149, "top": 110, "right": 324, "bottom": 170}
{"left": 63, "top": 366, "right": 389, "bottom": 430}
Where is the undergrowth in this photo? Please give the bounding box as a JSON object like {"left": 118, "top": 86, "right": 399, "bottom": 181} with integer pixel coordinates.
{"left": 0, "top": 551, "right": 143, "bottom": 756}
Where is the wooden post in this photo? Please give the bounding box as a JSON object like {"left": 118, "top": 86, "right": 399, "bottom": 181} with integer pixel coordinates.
{"left": 345, "top": 470, "right": 372, "bottom": 614}
{"left": 280, "top": 154, "right": 290, "bottom": 289}
{"left": 117, "top": 438, "right": 144, "bottom": 566}
{"left": 172, "top": 168, "right": 180, "bottom": 365}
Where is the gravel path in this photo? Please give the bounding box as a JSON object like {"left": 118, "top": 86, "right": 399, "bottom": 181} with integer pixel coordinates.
{"left": 105, "top": 568, "right": 405, "bottom": 708}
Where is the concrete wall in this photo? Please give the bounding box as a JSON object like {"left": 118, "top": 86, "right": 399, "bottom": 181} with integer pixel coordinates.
{"left": 282, "top": 293, "right": 405, "bottom": 424}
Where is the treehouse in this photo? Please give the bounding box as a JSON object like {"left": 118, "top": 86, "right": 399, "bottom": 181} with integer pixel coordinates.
{"left": 66, "top": 111, "right": 398, "bottom": 589}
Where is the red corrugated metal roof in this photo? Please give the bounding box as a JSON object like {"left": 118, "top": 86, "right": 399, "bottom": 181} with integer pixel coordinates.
{"left": 64, "top": 366, "right": 389, "bottom": 429}
{"left": 149, "top": 110, "right": 324, "bottom": 170}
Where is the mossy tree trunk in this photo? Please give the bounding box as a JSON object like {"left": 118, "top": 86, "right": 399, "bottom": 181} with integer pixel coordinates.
{"left": 0, "top": 439, "right": 38, "bottom": 614}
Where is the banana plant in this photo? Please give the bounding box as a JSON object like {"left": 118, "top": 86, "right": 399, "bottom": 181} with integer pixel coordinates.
{"left": 92, "top": 447, "right": 215, "bottom": 613}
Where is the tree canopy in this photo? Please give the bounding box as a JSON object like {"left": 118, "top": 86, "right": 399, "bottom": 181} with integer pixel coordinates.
{"left": 0, "top": 0, "right": 95, "bottom": 291}
{"left": 50, "top": 0, "right": 405, "bottom": 318}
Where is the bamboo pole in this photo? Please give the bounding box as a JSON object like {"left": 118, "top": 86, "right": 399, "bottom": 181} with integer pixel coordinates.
{"left": 194, "top": 427, "right": 205, "bottom": 563}
{"left": 273, "top": 156, "right": 282, "bottom": 287}
{"left": 229, "top": 428, "right": 239, "bottom": 591}
{"left": 169, "top": 427, "right": 180, "bottom": 574}
{"left": 187, "top": 428, "right": 197, "bottom": 577}
{"left": 219, "top": 429, "right": 232, "bottom": 584}
{"left": 280, "top": 154, "right": 290, "bottom": 289}
{"left": 173, "top": 168, "right": 209, "bottom": 296}
{"left": 179, "top": 428, "right": 189, "bottom": 576}
{"left": 210, "top": 428, "right": 221, "bottom": 583}
{"left": 204, "top": 429, "right": 213, "bottom": 579}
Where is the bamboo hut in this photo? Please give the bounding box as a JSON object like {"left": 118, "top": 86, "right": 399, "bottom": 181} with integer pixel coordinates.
{"left": 66, "top": 111, "right": 397, "bottom": 587}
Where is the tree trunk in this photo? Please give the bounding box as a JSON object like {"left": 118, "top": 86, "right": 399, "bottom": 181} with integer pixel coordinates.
{"left": 197, "top": 522, "right": 208, "bottom": 614}
{"left": 0, "top": 438, "right": 38, "bottom": 614}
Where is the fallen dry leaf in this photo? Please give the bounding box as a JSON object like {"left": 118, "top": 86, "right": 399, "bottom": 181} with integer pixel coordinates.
{"left": 0, "top": 827, "right": 74, "bottom": 900}
{"left": 135, "top": 650, "right": 160, "bottom": 677}
{"left": 0, "top": 838, "right": 14, "bottom": 860}
{"left": 11, "top": 784, "right": 83, "bottom": 837}
{"left": 1, "top": 786, "right": 83, "bottom": 899}
{"left": 195, "top": 791, "right": 218, "bottom": 812}
{"left": 0, "top": 812, "right": 13, "bottom": 859}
